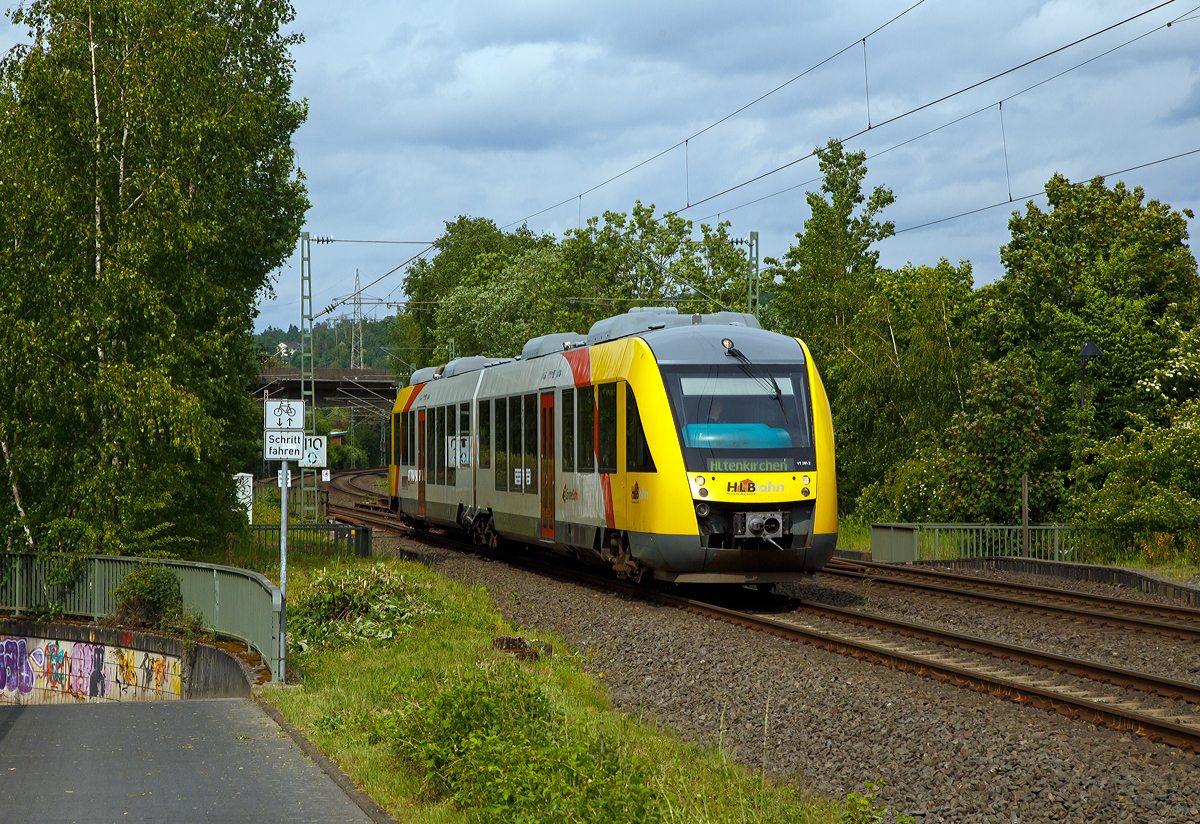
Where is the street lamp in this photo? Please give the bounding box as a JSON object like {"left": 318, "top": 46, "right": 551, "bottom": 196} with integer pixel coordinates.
{"left": 1080, "top": 341, "right": 1105, "bottom": 436}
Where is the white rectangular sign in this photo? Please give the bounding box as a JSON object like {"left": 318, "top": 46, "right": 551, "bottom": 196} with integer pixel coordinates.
{"left": 264, "top": 431, "right": 304, "bottom": 461}
{"left": 234, "top": 472, "right": 254, "bottom": 524}
{"left": 277, "top": 469, "right": 293, "bottom": 488}
{"left": 299, "top": 436, "right": 327, "bottom": 468}
{"left": 321, "top": 469, "right": 331, "bottom": 483}
{"left": 264, "top": 399, "right": 305, "bottom": 431}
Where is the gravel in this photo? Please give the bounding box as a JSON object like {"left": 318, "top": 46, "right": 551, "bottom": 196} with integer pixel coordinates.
{"left": 369, "top": 533, "right": 1200, "bottom": 824}
{"left": 785, "top": 577, "right": 1200, "bottom": 686}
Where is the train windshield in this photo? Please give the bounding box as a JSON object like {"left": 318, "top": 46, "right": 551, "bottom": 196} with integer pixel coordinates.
{"left": 662, "top": 364, "right": 816, "bottom": 473}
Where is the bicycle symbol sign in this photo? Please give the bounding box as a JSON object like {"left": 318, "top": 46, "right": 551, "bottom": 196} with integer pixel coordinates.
{"left": 265, "top": 399, "right": 305, "bottom": 430}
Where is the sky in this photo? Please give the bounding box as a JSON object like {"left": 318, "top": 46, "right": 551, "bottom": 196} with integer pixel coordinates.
{"left": 4, "top": 1, "right": 1199, "bottom": 336}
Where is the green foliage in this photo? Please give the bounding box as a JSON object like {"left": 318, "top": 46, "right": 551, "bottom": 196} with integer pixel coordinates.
{"left": 1070, "top": 400, "right": 1200, "bottom": 536}
{"left": 255, "top": 317, "right": 398, "bottom": 370}
{"left": 288, "top": 566, "right": 438, "bottom": 652}
{"left": 837, "top": 780, "right": 912, "bottom": 824}
{"left": 982, "top": 173, "right": 1198, "bottom": 464}
{"left": 767, "top": 138, "right": 896, "bottom": 374}
{"left": 831, "top": 259, "right": 979, "bottom": 502}
{"left": 0, "top": 0, "right": 308, "bottom": 558}
{"left": 111, "top": 564, "right": 183, "bottom": 627}
{"left": 401, "top": 203, "right": 754, "bottom": 365}
{"left": 397, "top": 660, "right": 663, "bottom": 823}
{"left": 860, "top": 356, "right": 1061, "bottom": 523}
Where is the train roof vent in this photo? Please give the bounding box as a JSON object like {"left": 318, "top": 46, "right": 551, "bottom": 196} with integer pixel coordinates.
{"left": 439, "top": 356, "right": 496, "bottom": 379}
{"left": 521, "top": 332, "right": 583, "bottom": 361}
{"left": 409, "top": 366, "right": 439, "bottom": 385}
{"left": 586, "top": 308, "right": 761, "bottom": 345}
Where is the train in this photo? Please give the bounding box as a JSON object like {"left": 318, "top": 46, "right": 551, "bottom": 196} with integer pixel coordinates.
{"left": 388, "top": 306, "right": 837, "bottom": 585}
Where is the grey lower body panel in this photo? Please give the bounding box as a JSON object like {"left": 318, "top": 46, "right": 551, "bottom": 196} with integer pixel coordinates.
{"left": 629, "top": 530, "right": 838, "bottom": 583}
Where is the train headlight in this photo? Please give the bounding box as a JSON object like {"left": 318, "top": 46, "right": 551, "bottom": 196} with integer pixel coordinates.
{"left": 696, "top": 502, "right": 710, "bottom": 517}
{"left": 801, "top": 487, "right": 811, "bottom": 497}
{"left": 802, "top": 475, "right": 810, "bottom": 485}
{"left": 698, "top": 487, "right": 709, "bottom": 498}
{"left": 695, "top": 476, "right": 705, "bottom": 486}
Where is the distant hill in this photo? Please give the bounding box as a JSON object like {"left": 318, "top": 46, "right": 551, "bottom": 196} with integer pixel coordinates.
{"left": 255, "top": 316, "right": 398, "bottom": 372}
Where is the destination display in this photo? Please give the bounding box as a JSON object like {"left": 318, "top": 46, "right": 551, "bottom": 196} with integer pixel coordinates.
{"left": 707, "top": 458, "right": 789, "bottom": 472}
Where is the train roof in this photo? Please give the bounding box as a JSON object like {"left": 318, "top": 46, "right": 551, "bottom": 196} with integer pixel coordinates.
{"left": 409, "top": 307, "right": 799, "bottom": 384}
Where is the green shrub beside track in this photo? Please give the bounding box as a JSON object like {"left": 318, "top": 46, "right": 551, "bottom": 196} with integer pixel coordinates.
{"left": 263, "top": 557, "right": 900, "bottom": 824}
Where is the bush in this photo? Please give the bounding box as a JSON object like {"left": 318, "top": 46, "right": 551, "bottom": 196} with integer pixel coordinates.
{"left": 111, "top": 564, "right": 183, "bottom": 627}
{"left": 289, "top": 565, "right": 437, "bottom": 652}
{"left": 396, "top": 661, "right": 662, "bottom": 823}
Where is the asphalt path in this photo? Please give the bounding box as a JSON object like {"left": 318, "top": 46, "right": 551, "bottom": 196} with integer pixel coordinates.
{"left": 0, "top": 699, "right": 372, "bottom": 823}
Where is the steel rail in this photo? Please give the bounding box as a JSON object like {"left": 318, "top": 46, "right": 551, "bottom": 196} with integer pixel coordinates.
{"left": 325, "top": 501, "right": 1200, "bottom": 751}
{"left": 822, "top": 562, "right": 1200, "bottom": 641}
{"left": 831, "top": 557, "right": 1200, "bottom": 624}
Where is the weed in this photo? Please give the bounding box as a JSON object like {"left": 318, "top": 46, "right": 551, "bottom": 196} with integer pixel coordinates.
{"left": 288, "top": 565, "right": 437, "bottom": 652}
{"left": 838, "top": 780, "right": 913, "bottom": 824}
{"left": 396, "top": 660, "right": 663, "bottom": 823}
{"left": 856, "top": 578, "right": 874, "bottom": 610}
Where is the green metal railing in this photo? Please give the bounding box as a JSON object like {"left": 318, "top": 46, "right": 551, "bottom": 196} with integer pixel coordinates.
{"left": 250, "top": 524, "right": 371, "bottom": 558}
{"left": 871, "top": 523, "right": 1104, "bottom": 564}
{"left": 0, "top": 553, "right": 282, "bottom": 682}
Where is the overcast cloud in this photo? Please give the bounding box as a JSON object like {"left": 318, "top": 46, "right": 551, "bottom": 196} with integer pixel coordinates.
{"left": 4, "top": 1, "right": 1198, "bottom": 335}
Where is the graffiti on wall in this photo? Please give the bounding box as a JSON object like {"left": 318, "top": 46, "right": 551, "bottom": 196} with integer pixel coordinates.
{"left": 0, "top": 634, "right": 181, "bottom": 704}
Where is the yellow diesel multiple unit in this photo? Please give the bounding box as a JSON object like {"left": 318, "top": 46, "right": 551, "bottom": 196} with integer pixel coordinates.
{"left": 389, "top": 307, "right": 837, "bottom": 585}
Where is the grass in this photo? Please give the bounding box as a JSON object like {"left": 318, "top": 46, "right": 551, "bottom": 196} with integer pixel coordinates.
{"left": 836, "top": 518, "right": 871, "bottom": 553}
{"left": 260, "top": 556, "right": 901, "bottom": 824}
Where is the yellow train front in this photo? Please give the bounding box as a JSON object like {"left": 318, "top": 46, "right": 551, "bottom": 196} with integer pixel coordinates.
{"left": 389, "top": 307, "right": 838, "bottom": 585}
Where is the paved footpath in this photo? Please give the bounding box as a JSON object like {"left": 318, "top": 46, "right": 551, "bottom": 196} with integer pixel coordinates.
{"left": 0, "top": 699, "right": 372, "bottom": 823}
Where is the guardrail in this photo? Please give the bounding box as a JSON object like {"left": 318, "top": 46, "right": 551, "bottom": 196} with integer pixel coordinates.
{"left": 250, "top": 524, "right": 371, "bottom": 558}
{"left": 0, "top": 553, "right": 282, "bottom": 682}
{"left": 871, "top": 523, "right": 1098, "bottom": 564}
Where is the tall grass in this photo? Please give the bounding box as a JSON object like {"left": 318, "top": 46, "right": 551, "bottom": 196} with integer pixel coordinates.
{"left": 262, "top": 557, "right": 906, "bottom": 823}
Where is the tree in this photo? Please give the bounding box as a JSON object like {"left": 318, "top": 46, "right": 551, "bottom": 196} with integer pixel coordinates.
{"left": 400, "top": 217, "right": 554, "bottom": 367}
{"left": 0, "top": 0, "right": 308, "bottom": 556}
{"left": 982, "top": 174, "right": 1198, "bottom": 465}
{"left": 859, "top": 355, "right": 1061, "bottom": 523}
{"left": 767, "top": 138, "right": 896, "bottom": 374}
{"left": 1070, "top": 400, "right": 1200, "bottom": 539}
{"left": 834, "top": 259, "right": 979, "bottom": 503}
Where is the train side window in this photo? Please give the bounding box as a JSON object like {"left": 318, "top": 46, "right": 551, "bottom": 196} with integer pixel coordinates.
{"left": 578, "top": 385, "right": 595, "bottom": 472}
{"left": 561, "top": 388, "right": 575, "bottom": 472}
{"left": 523, "top": 393, "right": 537, "bottom": 494}
{"left": 460, "top": 403, "right": 470, "bottom": 466}
{"left": 393, "top": 412, "right": 403, "bottom": 466}
{"left": 626, "top": 384, "right": 657, "bottom": 473}
{"left": 494, "top": 399, "right": 507, "bottom": 491}
{"left": 597, "top": 383, "right": 617, "bottom": 473}
{"left": 434, "top": 405, "right": 445, "bottom": 485}
{"left": 445, "top": 405, "right": 456, "bottom": 486}
{"left": 509, "top": 396, "right": 523, "bottom": 490}
{"left": 406, "top": 411, "right": 413, "bottom": 467}
{"left": 479, "top": 400, "right": 491, "bottom": 469}
{"left": 426, "top": 407, "right": 435, "bottom": 483}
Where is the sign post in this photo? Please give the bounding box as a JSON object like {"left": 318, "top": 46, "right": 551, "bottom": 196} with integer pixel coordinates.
{"left": 264, "top": 399, "right": 304, "bottom": 682}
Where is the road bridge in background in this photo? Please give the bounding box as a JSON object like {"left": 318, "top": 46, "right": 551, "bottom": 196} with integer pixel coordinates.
{"left": 254, "top": 368, "right": 400, "bottom": 411}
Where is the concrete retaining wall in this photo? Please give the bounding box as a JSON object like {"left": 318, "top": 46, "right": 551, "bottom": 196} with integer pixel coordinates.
{"left": 0, "top": 620, "right": 251, "bottom": 705}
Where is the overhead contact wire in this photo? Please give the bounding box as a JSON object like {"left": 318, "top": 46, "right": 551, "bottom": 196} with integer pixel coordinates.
{"left": 499, "top": 0, "right": 929, "bottom": 229}
{"left": 695, "top": 0, "right": 1199, "bottom": 222}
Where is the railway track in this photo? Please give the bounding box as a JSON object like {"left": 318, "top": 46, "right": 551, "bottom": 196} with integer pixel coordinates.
{"left": 324, "top": 480, "right": 1200, "bottom": 751}
{"left": 823, "top": 557, "right": 1200, "bottom": 641}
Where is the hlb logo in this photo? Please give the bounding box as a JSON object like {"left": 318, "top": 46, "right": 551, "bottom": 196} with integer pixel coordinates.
{"left": 631, "top": 482, "right": 648, "bottom": 502}
{"left": 728, "top": 479, "right": 756, "bottom": 493}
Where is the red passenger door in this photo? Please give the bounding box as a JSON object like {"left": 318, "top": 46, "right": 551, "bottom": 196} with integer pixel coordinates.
{"left": 540, "top": 392, "right": 555, "bottom": 538}
{"left": 417, "top": 410, "right": 426, "bottom": 516}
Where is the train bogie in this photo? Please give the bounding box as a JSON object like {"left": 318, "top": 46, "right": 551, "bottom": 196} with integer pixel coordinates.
{"left": 389, "top": 308, "right": 838, "bottom": 584}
